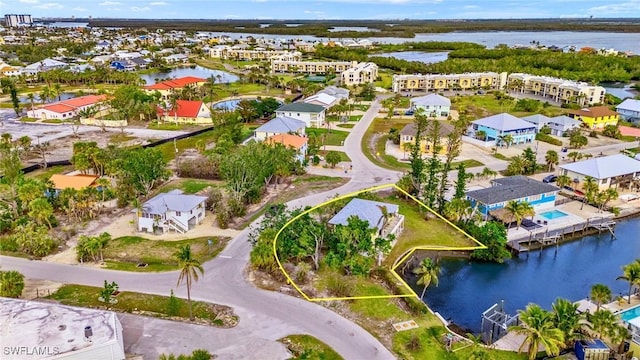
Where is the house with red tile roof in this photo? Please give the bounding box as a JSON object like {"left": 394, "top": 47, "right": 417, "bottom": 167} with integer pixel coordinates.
{"left": 27, "top": 95, "right": 109, "bottom": 120}
{"left": 143, "top": 76, "right": 207, "bottom": 99}
{"left": 265, "top": 133, "right": 308, "bottom": 163}
{"left": 157, "top": 100, "right": 212, "bottom": 125}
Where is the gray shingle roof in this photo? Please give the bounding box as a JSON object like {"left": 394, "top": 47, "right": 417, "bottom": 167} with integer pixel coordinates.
{"left": 400, "top": 122, "right": 454, "bottom": 137}
{"left": 328, "top": 198, "right": 399, "bottom": 232}
{"left": 559, "top": 154, "right": 640, "bottom": 179}
{"left": 465, "top": 176, "right": 559, "bottom": 205}
{"left": 277, "top": 102, "right": 325, "bottom": 113}
{"left": 472, "top": 113, "right": 537, "bottom": 132}
{"left": 143, "top": 189, "right": 207, "bottom": 214}
{"left": 255, "top": 116, "right": 306, "bottom": 133}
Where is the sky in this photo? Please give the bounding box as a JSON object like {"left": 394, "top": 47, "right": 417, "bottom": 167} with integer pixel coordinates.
{"left": 3, "top": 0, "right": 640, "bottom": 20}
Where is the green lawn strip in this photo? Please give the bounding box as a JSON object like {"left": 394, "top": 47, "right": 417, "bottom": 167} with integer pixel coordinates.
{"left": 307, "top": 128, "right": 349, "bottom": 146}
{"left": 327, "top": 115, "right": 362, "bottom": 123}
{"left": 42, "top": 119, "right": 62, "bottom": 124}
{"left": 20, "top": 117, "right": 38, "bottom": 122}
{"left": 279, "top": 335, "right": 344, "bottom": 360}
{"left": 375, "top": 71, "right": 394, "bottom": 90}
{"left": 156, "top": 178, "right": 223, "bottom": 194}
{"left": 336, "top": 123, "right": 355, "bottom": 129}
{"left": 155, "top": 131, "right": 215, "bottom": 161}
{"left": 493, "top": 153, "right": 511, "bottom": 161}
{"left": 193, "top": 58, "right": 227, "bottom": 71}
{"left": 362, "top": 117, "right": 413, "bottom": 171}
{"left": 318, "top": 150, "right": 351, "bottom": 162}
{"left": 148, "top": 122, "right": 204, "bottom": 131}
{"left": 24, "top": 165, "right": 74, "bottom": 180}
{"left": 109, "top": 133, "right": 137, "bottom": 143}
{"left": 102, "top": 236, "right": 229, "bottom": 272}
{"left": 47, "top": 284, "right": 238, "bottom": 327}
{"left": 450, "top": 159, "right": 483, "bottom": 168}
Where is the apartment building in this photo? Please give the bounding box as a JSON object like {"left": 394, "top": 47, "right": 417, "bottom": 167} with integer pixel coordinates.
{"left": 210, "top": 45, "right": 300, "bottom": 61}
{"left": 4, "top": 14, "right": 32, "bottom": 27}
{"left": 341, "top": 62, "right": 379, "bottom": 85}
{"left": 271, "top": 59, "right": 357, "bottom": 75}
{"left": 507, "top": 73, "right": 606, "bottom": 106}
{"left": 392, "top": 72, "right": 508, "bottom": 93}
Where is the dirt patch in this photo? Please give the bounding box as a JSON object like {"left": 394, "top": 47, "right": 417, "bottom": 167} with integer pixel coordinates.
{"left": 22, "top": 279, "right": 64, "bottom": 300}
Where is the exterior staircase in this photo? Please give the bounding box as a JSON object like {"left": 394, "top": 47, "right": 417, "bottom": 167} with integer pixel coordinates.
{"left": 167, "top": 217, "right": 188, "bottom": 234}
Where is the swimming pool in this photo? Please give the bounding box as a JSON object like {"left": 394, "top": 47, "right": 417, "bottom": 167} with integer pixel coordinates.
{"left": 620, "top": 304, "right": 640, "bottom": 322}
{"left": 539, "top": 210, "right": 569, "bottom": 220}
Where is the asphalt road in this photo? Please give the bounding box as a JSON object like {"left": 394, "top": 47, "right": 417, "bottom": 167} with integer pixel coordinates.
{"left": 1, "top": 98, "right": 399, "bottom": 360}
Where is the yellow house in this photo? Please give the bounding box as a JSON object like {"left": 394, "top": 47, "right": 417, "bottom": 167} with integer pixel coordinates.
{"left": 566, "top": 106, "right": 619, "bottom": 129}
{"left": 157, "top": 100, "right": 212, "bottom": 125}
{"left": 399, "top": 122, "right": 455, "bottom": 154}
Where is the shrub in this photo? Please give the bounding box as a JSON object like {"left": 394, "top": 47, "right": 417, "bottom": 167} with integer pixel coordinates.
{"left": 176, "top": 156, "right": 220, "bottom": 179}
{"left": 589, "top": 130, "right": 599, "bottom": 138}
{"left": 535, "top": 133, "right": 562, "bottom": 146}
{"left": 0, "top": 270, "right": 25, "bottom": 298}
{"left": 326, "top": 275, "right": 354, "bottom": 298}
{"left": 405, "top": 334, "right": 422, "bottom": 352}
{"left": 166, "top": 289, "right": 182, "bottom": 316}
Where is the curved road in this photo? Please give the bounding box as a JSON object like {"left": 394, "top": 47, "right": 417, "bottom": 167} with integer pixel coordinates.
{"left": 1, "top": 99, "right": 403, "bottom": 359}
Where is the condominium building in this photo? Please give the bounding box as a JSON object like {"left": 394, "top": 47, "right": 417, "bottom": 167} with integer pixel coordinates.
{"left": 4, "top": 14, "right": 32, "bottom": 27}
{"left": 392, "top": 72, "right": 508, "bottom": 93}
{"left": 341, "top": 62, "right": 379, "bottom": 85}
{"left": 507, "top": 73, "right": 606, "bottom": 106}
{"left": 271, "top": 59, "right": 356, "bottom": 75}
{"left": 209, "top": 45, "right": 300, "bottom": 61}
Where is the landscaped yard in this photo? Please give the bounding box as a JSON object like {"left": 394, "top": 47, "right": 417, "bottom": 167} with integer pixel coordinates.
{"left": 279, "top": 335, "right": 343, "bottom": 360}
{"left": 450, "top": 159, "right": 484, "bottom": 169}
{"left": 102, "top": 236, "right": 229, "bottom": 272}
{"left": 307, "top": 128, "right": 349, "bottom": 146}
{"left": 47, "top": 284, "right": 238, "bottom": 327}
{"left": 375, "top": 70, "right": 394, "bottom": 90}
{"left": 362, "top": 117, "right": 414, "bottom": 171}
{"left": 327, "top": 115, "right": 362, "bottom": 122}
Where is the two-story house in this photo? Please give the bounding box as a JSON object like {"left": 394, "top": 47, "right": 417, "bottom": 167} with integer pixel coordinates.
{"left": 137, "top": 190, "right": 207, "bottom": 234}
{"left": 410, "top": 94, "right": 451, "bottom": 117}
{"left": 265, "top": 133, "right": 308, "bottom": 163}
{"left": 253, "top": 116, "right": 306, "bottom": 141}
{"left": 521, "top": 114, "right": 581, "bottom": 136}
{"left": 566, "top": 106, "right": 619, "bottom": 129}
{"left": 157, "top": 100, "right": 212, "bottom": 125}
{"left": 275, "top": 103, "right": 326, "bottom": 128}
{"left": 467, "top": 113, "right": 537, "bottom": 146}
{"left": 616, "top": 99, "right": 640, "bottom": 123}
{"left": 399, "top": 122, "right": 455, "bottom": 154}
{"left": 328, "top": 198, "right": 405, "bottom": 240}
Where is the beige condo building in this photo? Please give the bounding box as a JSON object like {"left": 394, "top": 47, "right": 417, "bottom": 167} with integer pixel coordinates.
{"left": 392, "top": 72, "right": 508, "bottom": 93}
{"left": 507, "top": 73, "right": 605, "bottom": 106}
{"left": 210, "top": 46, "right": 300, "bottom": 61}
{"left": 341, "top": 62, "right": 379, "bottom": 86}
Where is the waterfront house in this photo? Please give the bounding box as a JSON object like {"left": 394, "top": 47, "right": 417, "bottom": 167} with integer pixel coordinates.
{"left": 409, "top": 94, "right": 451, "bottom": 117}
{"left": 275, "top": 102, "right": 326, "bottom": 128}
{"left": 566, "top": 106, "right": 619, "bottom": 129}
{"left": 253, "top": 116, "right": 306, "bottom": 141}
{"left": 521, "top": 114, "right": 581, "bottom": 136}
{"left": 466, "top": 113, "right": 537, "bottom": 146}
{"left": 399, "top": 122, "right": 455, "bottom": 155}
{"left": 137, "top": 189, "right": 207, "bottom": 234}
{"left": 328, "top": 198, "right": 404, "bottom": 239}
{"left": 264, "top": 133, "right": 308, "bottom": 163}
{"left": 27, "top": 94, "right": 109, "bottom": 120}
{"left": 157, "top": 100, "right": 212, "bottom": 125}
{"left": 616, "top": 99, "right": 640, "bottom": 123}
{"left": 558, "top": 154, "right": 640, "bottom": 190}
{"left": 465, "top": 176, "right": 560, "bottom": 218}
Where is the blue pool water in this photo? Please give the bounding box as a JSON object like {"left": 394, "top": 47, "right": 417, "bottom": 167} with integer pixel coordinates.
{"left": 620, "top": 305, "right": 640, "bottom": 322}
{"left": 539, "top": 210, "right": 569, "bottom": 220}
{"left": 213, "top": 99, "right": 242, "bottom": 110}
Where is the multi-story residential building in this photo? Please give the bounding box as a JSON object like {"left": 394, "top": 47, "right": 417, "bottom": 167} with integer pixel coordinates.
{"left": 565, "top": 106, "right": 619, "bottom": 129}
{"left": 341, "top": 62, "right": 379, "bottom": 85}
{"left": 392, "top": 72, "right": 508, "bottom": 93}
{"left": 275, "top": 102, "right": 326, "bottom": 128}
{"left": 466, "top": 113, "right": 537, "bottom": 147}
{"left": 616, "top": 99, "right": 640, "bottom": 123}
{"left": 409, "top": 94, "right": 451, "bottom": 117}
{"left": 4, "top": 14, "right": 32, "bottom": 27}
{"left": 507, "top": 73, "right": 606, "bottom": 106}
{"left": 210, "top": 45, "right": 300, "bottom": 61}
{"left": 143, "top": 76, "right": 207, "bottom": 99}
{"left": 399, "top": 121, "right": 455, "bottom": 154}
{"left": 271, "top": 59, "right": 368, "bottom": 76}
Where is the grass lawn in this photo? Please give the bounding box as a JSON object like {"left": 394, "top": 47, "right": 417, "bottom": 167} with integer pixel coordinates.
{"left": 193, "top": 58, "right": 227, "bottom": 71}
{"left": 103, "top": 236, "right": 229, "bottom": 272}
{"left": 213, "top": 82, "right": 286, "bottom": 99}
{"left": 156, "top": 131, "right": 215, "bottom": 161}
{"left": 493, "top": 153, "right": 511, "bottom": 161}
{"left": 25, "top": 165, "right": 73, "bottom": 180}
{"left": 307, "top": 128, "right": 349, "bottom": 146}
{"left": 20, "top": 117, "right": 38, "bottom": 122}
{"left": 109, "top": 133, "right": 137, "bottom": 144}
{"left": 47, "top": 284, "right": 237, "bottom": 327}
{"left": 362, "top": 117, "right": 413, "bottom": 171}
{"left": 375, "top": 71, "right": 394, "bottom": 90}
{"left": 336, "top": 123, "right": 355, "bottom": 129}
{"left": 318, "top": 150, "right": 351, "bottom": 162}
{"left": 148, "top": 122, "right": 204, "bottom": 131}
{"left": 450, "top": 159, "right": 484, "bottom": 168}
{"left": 42, "top": 119, "right": 62, "bottom": 124}
{"left": 279, "top": 335, "right": 343, "bottom": 360}
{"left": 327, "top": 115, "right": 362, "bottom": 122}
{"left": 156, "top": 178, "right": 223, "bottom": 195}
{"left": 451, "top": 94, "right": 564, "bottom": 119}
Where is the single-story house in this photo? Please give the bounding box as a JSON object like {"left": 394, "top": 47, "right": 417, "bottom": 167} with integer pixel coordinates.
{"left": 137, "top": 189, "right": 207, "bottom": 234}
{"left": 157, "top": 100, "right": 212, "bottom": 125}
{"left": 163, "top": 53, "right": 189, "bottom": 63}
{"left": 566, "top": 106, "right": 619, "bottom": 129}
{"left": 49, "top": 174, "right": 100, "bottom": 192}
{"left": 410, "top": 94, "right": 451, "bottom": 117}
{"left": 616, "top": 99, "right": 640, "bottom": 123}
{"left": 253, "top": 116, "right": 306, "bottom": 141}
{"left": 465, "top": 176, "right": 560, "bottom": 217}
{"left": 275, "top": 102, "right": 326, "bottom": 128}
{"left": 521, "top": 114, "right": 581, "bottom": 136}
{"left": 265, "top": 133, "right": 308, "bottom": 163}
{"left": 303, "top": 93, "right": 338, "bottom": 109}
{"left": 467, "top": 113, "right": 537, "bottom": 146}
{"left": 328, "top": 198, "right": 404, "bottom": 239}
{"left": 27, "top": 94, "right": 109, "bottom": 120}
{"left": 558, "top": 154, "right": 640, "bottom": 190}
{"left": 399, "top": 121, "right": 455, "bottom": 154}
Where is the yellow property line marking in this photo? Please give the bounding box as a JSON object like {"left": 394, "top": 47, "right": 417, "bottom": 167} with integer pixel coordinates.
{"left": 273, "top": 183, "right": 487, "bottom": 301}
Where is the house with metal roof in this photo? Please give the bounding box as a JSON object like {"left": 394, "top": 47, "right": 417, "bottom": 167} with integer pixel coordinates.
{"left": 616, "top": 99, "right": 640, "bottom": 123}
{"left": 410, "top": 94, "right": 451, "bottom": 117}
{"left": 303, "top": 93, "right": 338, "bottom": 109}
{"left": 138, "top": 189, "right": 207, "bottom": 234}
{"left": 521, "top": 114, "right": 581, "bottom": 136}
{"left": 318, "top": 86, "right": 350, "bottom": 100}
{"left": 465, "top": 176, "right": 560, "bottom": 217}
{"left": 558, "top": 154, "right": 640, "bottom": 190}
{"left": 275, "top": 102, "right": 326, "bottom": 128}
{"left": 253, "top": 116, "right": 306, "bottom": 141}
{"left": 466, "top": 113, "right": 537, "bottom": 146}
{"left": 328, "top": 198, "right": 404, "bottom": 239}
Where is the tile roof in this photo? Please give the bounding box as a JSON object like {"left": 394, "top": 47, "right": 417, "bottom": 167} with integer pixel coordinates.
{"left": 277, "top": 102, "right": 325, "bottom": 113}
{"left": 472, "top": 113, "right": 537, "bottom": 132}
{"left": 158, "top": 100, "right": 205, "bottom": 118}
{"left": 255, "top": 116, "right": 306, "bottom": 133}
{"left": 328, "top": 198, "right": 399, "bottom": 232}
{"left": 558, "top": 154, "right": 640, "bottom": 179}
{"left": 144, "top": 76, "right": 206, "bottom": 90}
{"left": 465, "top": 176, "right": 559, "bottom": 205}
{"left": 265, "top": 133, "right": 307, "bottom": 149}
{"left": 566, "top": 106, "right": 618, "bottom": 118}
{"left": 38, "top": 95, "right": 108, "bottom": 114}
{"left": 143, "top": 189, "right": 207, "bottom": 214}
{"left": 50, "top": 174, "right": 100, "bottom": 190}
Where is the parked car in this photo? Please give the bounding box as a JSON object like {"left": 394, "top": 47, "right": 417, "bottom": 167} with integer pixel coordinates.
{"left": 543, "top": 175, "right": 558, "bottom": 183}
{"left": 562, "top": 185, "right": 574, "bottom": 192}
{"left": 561, "top": 147, "right": 568, "bottom": 152}
{"left": 404, "top": 110, "right": 414, "bottom": 116}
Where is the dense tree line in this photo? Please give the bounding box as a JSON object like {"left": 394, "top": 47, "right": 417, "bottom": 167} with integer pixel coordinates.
{"left": 1, "top": 40, "right": 96, "bottom": 64}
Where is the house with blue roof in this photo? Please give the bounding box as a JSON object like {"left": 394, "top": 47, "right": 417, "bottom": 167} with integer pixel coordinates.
{"left": 328, "top": 198, "right": 404, "bottom": 239}
{"left": 137, "top": 189, "right": 207, "bottom": 234}
{"left": 467, "top": 113, "right": 536, "bottom": 146}
{"left": 253, "top": 116, "right": 306, "bottom": 141}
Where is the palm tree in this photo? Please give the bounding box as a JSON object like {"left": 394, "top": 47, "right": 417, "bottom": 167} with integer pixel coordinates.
{"left": 567, "top": 151, "right": 582, "bottom": 162}
{"left": 475, "top": 130, "right": 487, "bottom": 141}
{"left": 581, "top": 176, "right": 598, "bottom": 210}
{"left": 28, "top": 198, "right": 54, "bottom": 229}
{"left": 412, "top": 257, "right": 440, "bottom": 300}
{"left": 598, "top": 188, "right": 618, "bottom": 212}
{"left": 499, "top": 134, "right": 515, "bottom": 148}
{"left": 556, "top": 175, "right": 571, "bottom": 189}
{"left": 443, "top": 199, "right": 472, "bottom": 223}
{"left": 509, "top": 304, "right": 565, "bottom": 360}
{"left": 26, "top": 93, "right": 36, "bottom": 112}
{"left": 545, "top": 150, "right": 559, "bottom": 172}
{"left": 551, "top": 298, "right": 589, "bottom": 348}
{"left": 589, "top": 309, "right": 617, "bottom": 339}
{"left": 617, "top": 260, "right": 640, "bottom": 304}
{"left": 590, "top": 284, "right": 612, "bottom": 311}
{"left": 505, "top": 200, "right": 534, "bottom": 229}
{"left": 174, "top": 244, "right": 204, "bottom": 321}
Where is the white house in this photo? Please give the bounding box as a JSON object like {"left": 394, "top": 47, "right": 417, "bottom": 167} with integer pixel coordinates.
{"left": 410, "top": 94, "right": 451, "bottom": 117}
{"left": 616, "top": 99, "right": 640, "bottom": 123}
{"left": 275, "top": 102, "right": 326, "bottom": 128}
{"left": 138, "top": 189, "right": 207, "bottom": 234}
{"left": 22, "top": 58, "right": 68, "bottom": 75}
{"left": 521, "top": 114, "right": 581, "bottom": 136}
{"left": 27, "top": 94, "right": 109, "bottom": 120}
{"left": 558, "top": 154, "right": 640, "bottom": 190}
{"left": 303, "top": 93, "right": 338, "bottom": 109}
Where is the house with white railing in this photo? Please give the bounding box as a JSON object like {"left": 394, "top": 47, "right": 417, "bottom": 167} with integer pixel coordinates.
{"left": 137, "top": 190, "right": 207, "bottom": 234}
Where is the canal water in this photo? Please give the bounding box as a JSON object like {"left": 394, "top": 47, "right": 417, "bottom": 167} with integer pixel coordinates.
{"left": 411, "top": 217, "right": 640, "bottom": 333}
{"left": 372, "top": 51, "right": 449, "bottom": 64}
{"left": 139, "top": 65, "right": 239, "bottom": 85}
